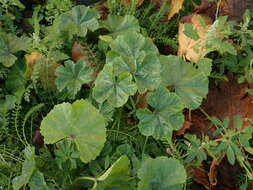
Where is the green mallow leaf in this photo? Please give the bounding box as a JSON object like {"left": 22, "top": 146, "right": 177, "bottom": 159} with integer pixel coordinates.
{"left": 93, "top": 155, "right": 132, "bottom": 190}
{"left": 53, "top": 5, "right": 99, "bottom": 38}
{"left": 93, "top": 63, "right": 137, "bottom": 108}
{"left": 107, "top": 32, "right": 161, "bottom": 93}
{"left": 29, "top": 171, "right": 49, "bottom": 190}
{"left": 0, "top": 33, "right": 31, "bottom": 67}
{"left": 160, "top": 55, "right": 209, "bottom": 109}
{"left": 12, "top": 146, "right": 36, "bottom": 190}
{"left": 55, "top": 60, "right": 93, "bottom": 99}
{"left": 137, "top": 157, "right": 187, "bottom": 190}
{"left": 40, "top": 99, "right": 106, "bottom": 163}
{"left": 102, "top": 14, "right": 140, "bottom": 38}
{"left": 136, "top": 87, "right": 184, "bottom": 140}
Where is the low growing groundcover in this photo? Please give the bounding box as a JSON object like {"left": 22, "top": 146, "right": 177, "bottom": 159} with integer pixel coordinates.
{"left": 1, "top": 0, "right": 253, "bottom": 189}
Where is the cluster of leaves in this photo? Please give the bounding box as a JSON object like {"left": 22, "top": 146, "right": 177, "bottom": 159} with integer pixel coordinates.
{"left": 1, "top": 0, "right": 253, "bottom": 190}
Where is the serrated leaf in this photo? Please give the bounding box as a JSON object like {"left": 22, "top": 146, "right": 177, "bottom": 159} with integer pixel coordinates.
{"left": 93, "top": 155, "right": 132, "bottom": 190}
{"left": 29, "top": 171, "right": 49, "bottom": 190}
{"left": 93, "top": 63, "right": 137, "bottom": 108}
{"left": 103, "top": 14, "right": 140, "bottom": 38}
{"left": 55, "top": 60, "right": 93, "bottom": 99}
{"left": 0, "top": 33, "right": 31, "bottom": 67}
{"left": 40, "top": 99, "right": 106, "bottom": 163}
{"left": 160, "top": 55, "right": 208, "bottom": 109}
{"left": 168, "top": 0, "right": 184, "bottom": 20}
{"left": 107, "top": 32, "right": 160, "bottom": 93}
{"left": 53, "top": 5, "right": 99, "bottom": 38}
{"left": 136, "top": 87, "right": 184, "bottom": 140}
{"left": 137, "top": 157, "right": 186, "bottom": 190}
{"left": 12, "top": 146, "right": 36, "bottom": 190}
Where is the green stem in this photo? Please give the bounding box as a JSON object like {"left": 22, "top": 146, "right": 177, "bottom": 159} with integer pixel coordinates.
{"left": 142, "top": 136, "right": 148, "bottom": 159}
{"left": 75, "top": 177, "right": 97, "bottom": 189}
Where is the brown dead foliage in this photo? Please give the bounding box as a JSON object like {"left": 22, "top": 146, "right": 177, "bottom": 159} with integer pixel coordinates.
{"left": 203, "top": 74, "right": 253, "bottom": 129}
{"left": 32, "top": 130, "right": 44, "bottom": 148}
{"left": 178, "top": 13, "right": 213, "bottom": 62}
{"left": 220, "top": 0, "right": 253, "bottom": 21}
{"left": 192, "top": 157, "right": 240, "bottom": 190}
{"left": 208, "top": 155, "right": 225, "bottom": 186}
{"left": 179, "top": 74, "right": 253, "bottom": 137}
{"left": 72, "top": 42, "right": 90, "bottom": 62}
{"left": 177, "top": 74, "right": 253, "bottom": 190}
{"left": 25, "top": 52, "right": 60, "bottom": 90}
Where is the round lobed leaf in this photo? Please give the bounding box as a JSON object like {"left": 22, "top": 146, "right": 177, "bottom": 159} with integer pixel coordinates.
{"left": 137, "top": 156, "right": 187, "bottom": 190}
{"left": 136, "top": 87, "right": 184, "bottom": 140}
{"left": 40, "top": 99, "right": 106, "bottom": 163}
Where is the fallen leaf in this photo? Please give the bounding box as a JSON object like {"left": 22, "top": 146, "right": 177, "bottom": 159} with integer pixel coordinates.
{"left": 167, "top": 0, "right": 184, "bottom": 20}
{"left": 178, "top": 14, "right": 213, "bottom": 62}
{"left": 220, "top": 0, "right": 253, "bottom": 21}
{"left": 25, "top": 52, "right": 43, "bottom": 78}
{"left": 134, "top": 91, "right": 149, "bottom": 109}
{"left": 202, "top": 74, "right": 253, "bottom": 130}
{"left": 208, "top": 155, "right": 225, "bottom": 186}
{"left": 194, "top": 0, "right": 217, "bottom": 19}
{"left": 72, "top": 42, "right": 89, "bottom": 62}
{"left": 192, "top": 167, "right": 211, "bottom": 190}
{"left": 25, "top": 52, "right": 60, "bottom": 90}
{"left": 32, "top": 130, "right": 44, "bottom": 148}
{"left": 185, "top": 75, "right": 253, "bottom": 190}
{"left": 175, "top": 120, "right": 192, "bottom": 136}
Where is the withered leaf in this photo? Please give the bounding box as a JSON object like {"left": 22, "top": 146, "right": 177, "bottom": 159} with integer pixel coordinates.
{"left": 167, "top": 0, "right": 184, "bottom": 20}
{"left": 208, "top": 155, "right": 225, "bottom": 186}
{"left": 178, "top": 14, "right": 213, "bottom": 62}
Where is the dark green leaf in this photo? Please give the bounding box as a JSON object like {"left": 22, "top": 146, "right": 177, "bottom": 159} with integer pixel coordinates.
{"left": 93, "top": 63, "right": 137, "bottom": 107}
{"left": 136, "top": 87, "right": 184, "bottom": 140}
{"left": 55, "top": 60, "right": 93, "bottom": 99}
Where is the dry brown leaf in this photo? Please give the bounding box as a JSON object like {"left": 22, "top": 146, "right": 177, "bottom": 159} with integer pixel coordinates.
{"left": 220, "top": 0, "right": 253, "bottom": 21}
{"left": 72, "top": 42, "right": 89, "bottom": 62}
{"left": 178, "top": 13, "right": 213, "bottom": 62}
{"left": 208, "top": 155, "right": 225, "bottom": 186}
{"left": 192, "top": 167, "right": 211, "bottom": 190}
{"left": 167, "top": 0, "right": 184, "bottom": 20}
{"left": 175, "top": 120, "right": 192, "bottom": 136}
{"left": 25, "top": 52, "right": 43, "bottom": 78}
{"left": 185, "top": 75, "right": 253, "bottom": 189}
{"left": 32, "top": 130, "right": 44, "bottom": 148}
{"left": 202, "top": 74, "right": 253, "bottom": 129}
{"left": 194, "top": 0, "right": 217, "bottom": 19}
{"left": 25, "top": 52, "right": 60, "bottom": 90}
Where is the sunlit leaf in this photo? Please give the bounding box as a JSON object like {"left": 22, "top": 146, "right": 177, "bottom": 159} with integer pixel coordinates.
{"left": 160, "top": 55, "right": 209, "bottom": 109}
{"left": 93, "top": 63, "right": 137, "bottom": 108}
{"left": 107, "top": 32, "right": 160, "bottom": 93}
{"left": 40, "top": 99, "right": 106, "bottom": 163}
